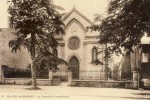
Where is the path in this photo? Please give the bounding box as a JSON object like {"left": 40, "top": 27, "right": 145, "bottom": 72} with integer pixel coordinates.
{"left": 0, "top": 85, "right": 150, "bottom": 100}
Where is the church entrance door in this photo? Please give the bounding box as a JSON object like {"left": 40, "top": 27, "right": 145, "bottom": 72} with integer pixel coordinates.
{"left": 69, "top": 56, "right": 79, "bottom": 79}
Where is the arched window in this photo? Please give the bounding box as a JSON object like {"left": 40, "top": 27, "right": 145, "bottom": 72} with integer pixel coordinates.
{"left": 52, "top": 48, "right": 58, "bottom": 57}
{"left": 92, "top": 47, "right": 98, "bottom": 62}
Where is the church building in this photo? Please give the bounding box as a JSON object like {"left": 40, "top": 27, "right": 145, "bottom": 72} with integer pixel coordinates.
{"left": 55, "top": 7, "right": 106, "bottom": 80}
{"left": 0, "top": 7, "right": 106, "bottom": 81}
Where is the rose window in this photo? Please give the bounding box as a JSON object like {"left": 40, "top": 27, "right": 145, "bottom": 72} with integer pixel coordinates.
{"left": 68, "top": 37, "right": 80, "bottom": 50}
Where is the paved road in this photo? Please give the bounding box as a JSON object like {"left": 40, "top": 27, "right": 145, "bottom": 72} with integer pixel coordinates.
{"left": 0, "top": 85, "right": 150, "bottom": 100}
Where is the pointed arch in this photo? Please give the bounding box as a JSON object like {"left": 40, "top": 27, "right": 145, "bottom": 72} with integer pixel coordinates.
{"left": 65, "top": 18, "right": 86, "bottom": 33}
{"left": 68, "top": 56, "right": 79, "bottom": 79}
{"left": 67, "top": 53, "right": 81, "bottom": 63}
{"left": 67, "top": 53, "right": 81, "bottom": 79}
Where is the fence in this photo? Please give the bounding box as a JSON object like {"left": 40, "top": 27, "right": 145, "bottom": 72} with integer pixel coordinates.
{"left": 112, "top": 69, "right": 134, "bottom": 81}
{"left": 77, "top": 70, "right": 106, "bottom": 80}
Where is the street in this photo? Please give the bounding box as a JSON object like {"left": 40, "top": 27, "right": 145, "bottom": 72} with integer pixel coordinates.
{"left": 0, "top": 85, "right": 150, "bottom": 100}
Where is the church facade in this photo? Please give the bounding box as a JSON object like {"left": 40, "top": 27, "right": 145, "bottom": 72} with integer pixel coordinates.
{"left": 55, "top": 7, "right": 106, "bottom": 80}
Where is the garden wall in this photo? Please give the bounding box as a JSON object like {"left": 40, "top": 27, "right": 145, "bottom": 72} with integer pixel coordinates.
{"left": 3, "top": 78, "right": 52, "bottom": 86}
{"left": 71, "top": 80, "right": 133, "bottom": 88}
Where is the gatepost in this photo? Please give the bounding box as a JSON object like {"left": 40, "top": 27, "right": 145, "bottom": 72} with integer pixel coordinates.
{"left": 0, "top": 66, "right": 4, "bottom": 82}
{"left": 68, "top": 71, "right": 72, "bottom": 86}
{"left": 49, "top": 70, "right": 53, "bottom": 85}
{"left": 133, "top": 71, "right": 139, "bottom": 88}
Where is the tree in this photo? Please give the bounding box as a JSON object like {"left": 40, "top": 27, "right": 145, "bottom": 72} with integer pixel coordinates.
{"left": 89, "top": 0, "right": 150, "bottom": 54}
{"left": 89, "top": 0, "right": 150, "bottom": 86}
{"left": 8, "top": 0, "right": 65, "bottom": 89}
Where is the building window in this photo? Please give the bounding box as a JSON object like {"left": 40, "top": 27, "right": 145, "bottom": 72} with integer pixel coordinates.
{"left": 92, "top": 47, "right": 98, "bottom": 62}
{"left": 52, "top": 48, "right": 58, "bottom": 57}
{"left": 68, "top": 36, "right": 80, "bottom": 50}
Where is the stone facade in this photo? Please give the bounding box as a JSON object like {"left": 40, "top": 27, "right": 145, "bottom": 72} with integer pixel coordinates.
{"left": 56, "top": 8, "right": 105, "bottom": 80}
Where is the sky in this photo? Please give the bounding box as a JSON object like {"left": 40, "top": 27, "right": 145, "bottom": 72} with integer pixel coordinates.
{"left": 0, "top": 0, "right": 10, "bottom": 28}
{"left": 54, "top": 0, "right": 109, "bottom": 20}
{"left": 0, "top": 0, "right": 109, "bottom": 28}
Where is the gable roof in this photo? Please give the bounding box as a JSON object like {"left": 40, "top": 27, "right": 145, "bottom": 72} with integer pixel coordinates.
{"left": 62, "top": 7, "right": 94, "bottom": 25}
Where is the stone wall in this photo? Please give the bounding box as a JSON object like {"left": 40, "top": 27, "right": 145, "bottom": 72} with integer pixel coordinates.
{"left": 3, "top": 78, "right": 52, "bottom": 86}
{"left": 71, "top": 80, "right": 133, "bottom": 88}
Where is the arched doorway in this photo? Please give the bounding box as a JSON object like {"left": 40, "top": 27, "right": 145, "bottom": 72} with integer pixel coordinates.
{"left": 69, "top": 56, "right": 79, "bottom": 79}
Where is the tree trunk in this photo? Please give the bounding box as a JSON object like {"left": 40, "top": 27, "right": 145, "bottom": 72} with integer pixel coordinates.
{"left": 30, "top": 33, "right": 38, "bottom": 89}
{"left": 31, "top": 62, "right": 37, "bottom": 89}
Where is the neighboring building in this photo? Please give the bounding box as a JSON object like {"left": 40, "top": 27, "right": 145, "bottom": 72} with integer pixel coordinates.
{"left": 140, "top": 38, "right": 150, "bottom": 80}
{"left": 0, "top": 29, "right": 31, "bottom": 68}
{"left": 0, "top": 28, "right": 32, "bottom": 81}
{"left": 0, "top": 7, "right": 106, "bottom": 80}
{"left": 130, "top": 39, "right": 150, "bottom": 87}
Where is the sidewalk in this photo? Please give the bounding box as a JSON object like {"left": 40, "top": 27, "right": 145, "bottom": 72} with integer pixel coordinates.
{"left": 0, "top": 85, "right": 150, "bottom": 100}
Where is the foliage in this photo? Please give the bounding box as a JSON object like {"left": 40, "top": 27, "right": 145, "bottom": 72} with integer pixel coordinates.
{"left": 91, "top": 59, "right": 104, "bottom": 65}
{"left": 8, "top": 0, "right": 65, "bottom": 54}
{"left": 90, "top": 46, "right": 114, "bottom": 67}
{"left": 34, "top": 49, "right": 68, "bottom": 71}
{"left": 2, "top": 65, "right": 31, "bottom": 78}
{"left": 89, "top": 0, "right": 150, "bottom": 54}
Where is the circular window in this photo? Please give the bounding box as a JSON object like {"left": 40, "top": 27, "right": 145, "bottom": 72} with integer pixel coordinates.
{"left": 68, "top": 37, "right": 80, "bottom": 50}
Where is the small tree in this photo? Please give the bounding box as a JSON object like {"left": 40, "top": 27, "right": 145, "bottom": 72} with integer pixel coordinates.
{"left": 8, "top": 0, "right": 65, "bottom": 89}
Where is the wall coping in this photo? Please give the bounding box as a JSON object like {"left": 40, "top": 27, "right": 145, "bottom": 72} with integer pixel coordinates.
{"left": 4, "top": 78, "right": 51, "bottom": 81}
{"left": 72, "top": 80, "right": 133, "bottom": 83}
{"left": 4, "top": 78, "right": 31, "bottom": 80}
